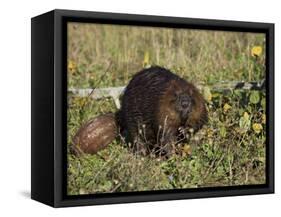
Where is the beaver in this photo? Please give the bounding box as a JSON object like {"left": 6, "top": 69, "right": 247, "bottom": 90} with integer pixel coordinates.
{"left": 118, "top": 66, "right": 207, "bottom": 156}
{"left": 72, "top": 113, "right": 117, "bottom": 155}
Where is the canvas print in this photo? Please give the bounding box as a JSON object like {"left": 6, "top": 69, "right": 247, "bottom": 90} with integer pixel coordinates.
{"left": 67, "top": 22, "right": 266, "bottom": 195}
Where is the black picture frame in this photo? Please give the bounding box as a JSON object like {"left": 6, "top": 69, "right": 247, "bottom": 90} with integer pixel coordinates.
{"left": 31, "top": 9, "right": 274, "bottom": 207}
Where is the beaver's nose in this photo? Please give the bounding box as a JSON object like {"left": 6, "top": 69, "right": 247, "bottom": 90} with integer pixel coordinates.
{"left": 181, "top": 100, "right": 189, "bottom": 108}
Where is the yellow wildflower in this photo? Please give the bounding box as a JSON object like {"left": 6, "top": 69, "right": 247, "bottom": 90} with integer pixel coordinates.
{"left": 251, "top": 46, "right": 262, "bottom": 57}
{"left": 68, "top": 60, "right": 77, "bottom": 74}
{"left": 223, "top": 103, "right": 232, "bottom": 113}
{"left": 252, "top": 123, "right": 263, "bottom": 134}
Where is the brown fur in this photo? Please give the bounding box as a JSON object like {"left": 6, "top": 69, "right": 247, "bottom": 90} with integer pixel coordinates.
{"left": 158, "top": 79, "right": 208, "bottom": 131}
{"left": 118, "top": 66, "right": 208, "bottom": 156}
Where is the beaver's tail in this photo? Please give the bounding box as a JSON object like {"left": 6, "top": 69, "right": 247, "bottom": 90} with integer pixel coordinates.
{"left": 70, "top": 112, "right": 119, "bottom": 156}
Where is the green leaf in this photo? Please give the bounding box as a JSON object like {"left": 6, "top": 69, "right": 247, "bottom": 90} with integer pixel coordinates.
{"left": 261, "top": 97, "right": 266, "bottom": 109}
{"left": 203, "top": 86, "right": 212, "bottom": 102}
{"left": 249, "top": 91, "right": 260, "bottom": 104}
{"left": 220, "top": 126, "right": 227, "bottom": 138}
{"left": 239, "top": 115, "right": 251, "bottom": 131}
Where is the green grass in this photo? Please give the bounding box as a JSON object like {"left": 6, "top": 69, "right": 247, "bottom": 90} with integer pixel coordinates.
{"left": 67, "top": 22, "right": 266, "bottom": 195}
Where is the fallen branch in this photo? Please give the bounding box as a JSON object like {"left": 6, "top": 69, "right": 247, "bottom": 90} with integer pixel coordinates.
{"left": 68, "top": 87, "right": 124, "bottom": 109}
{"left": 68, "top": 80, "right": 265, "bottom": 109}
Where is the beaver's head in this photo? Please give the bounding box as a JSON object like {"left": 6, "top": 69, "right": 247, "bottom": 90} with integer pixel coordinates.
{"left": 174, "top": 91, "right": 193, "bottom": 120}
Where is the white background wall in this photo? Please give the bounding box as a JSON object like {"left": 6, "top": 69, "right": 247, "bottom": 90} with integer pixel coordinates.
{"left": 0, "top": 0, "right": 279, "bottom": 216}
